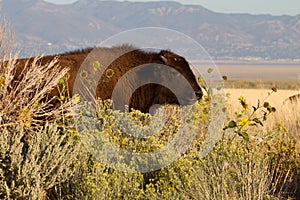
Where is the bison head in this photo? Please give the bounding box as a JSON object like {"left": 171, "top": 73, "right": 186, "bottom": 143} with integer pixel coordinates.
{"left": 119, "top": 49, "right": 203, "bottom": 113}
{"left": 158, "top": 50, "right": 203, "bottom": 100}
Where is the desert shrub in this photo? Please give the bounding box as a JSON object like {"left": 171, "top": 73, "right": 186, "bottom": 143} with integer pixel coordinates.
{"left": 0, "top": 16, "right": 80, "bottom": 200}
{"left": 148, "top": 141, "right": 270, "bottom": 200}
{"left": 0, "top": 56, "right": 71, "bottom": 125}
{"left": 68, "top": 151, "right": 145, "bottom": 200}
{"left": 173, "top": 137, "right": 298, "bottom": 200}
{"left": 220, "top": 89, "right": 299, "bottom": 199}
{"left": 264, "top": 136, "right": 300, "bottom": 198}
{"left": 140, "top": 91, "right": 299, "bottom": 200}
{"left": 63, "top": 84, "right": 299, "bottom": 200}
{"left": 0, "top": 123, "right": 80, "bottom": 200}
{"left": 66, "top": 98, "right": 211, "bottom": 199}
{"left": 0, "top": 52, "right": 80, "bottom": 199}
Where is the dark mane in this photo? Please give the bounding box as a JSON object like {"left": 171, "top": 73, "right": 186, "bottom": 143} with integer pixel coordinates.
{"left": 58, "top": 47, "right": 95, "bottom": 56}
{"left": 58, "top": 44, "right": 138, "bottom": 57}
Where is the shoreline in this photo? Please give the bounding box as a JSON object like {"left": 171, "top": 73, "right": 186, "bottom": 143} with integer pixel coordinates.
{"left": 193, "top": 60, "right": 300, "bottom": 81}
{"left": 218, "top": 65, "right": 300, "bottom": 81}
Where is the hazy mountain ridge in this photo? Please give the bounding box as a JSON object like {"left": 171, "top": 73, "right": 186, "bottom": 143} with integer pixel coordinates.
{"left": 2, "top": 0, "right": 300, "bottom": 59}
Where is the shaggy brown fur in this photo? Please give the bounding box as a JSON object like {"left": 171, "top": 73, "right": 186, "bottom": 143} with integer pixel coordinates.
{"left": 11, "top": 45, "right": 202, "bottom": 112}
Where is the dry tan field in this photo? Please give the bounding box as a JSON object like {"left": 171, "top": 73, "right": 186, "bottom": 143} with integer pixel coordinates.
{"left": 225, "top": 88, "right": 300, "bottom": 112}
{"left": 225, "top": 88, "right": 300, "bottom": 151}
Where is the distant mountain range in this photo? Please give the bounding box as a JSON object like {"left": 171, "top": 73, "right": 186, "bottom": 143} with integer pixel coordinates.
{"left": 2, "top": 0, "right": 300, "bottom": 59}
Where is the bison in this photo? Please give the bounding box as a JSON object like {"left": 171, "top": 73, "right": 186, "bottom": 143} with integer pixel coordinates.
{"left": 283, "top": 93, "right": 300, "bottom": 105}
{"left": 11, "top": 45, "right": 203, "bottom": 112}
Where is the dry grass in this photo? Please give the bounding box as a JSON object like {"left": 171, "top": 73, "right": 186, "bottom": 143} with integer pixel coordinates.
{"left": 1, "top": 15, "right": 72, "bottom": 124}
{"left": 226, "top": 87, "right": 300, "bottom": 151}
{"left": 0, "top": 15, "right": 80, "bottom": 200}
{"left": 220, "top": 88, "right": 300, "bottom": 199}
{"left": 0, "top": 16, "right": 13, "bottom": 59}
{"left": 1, "top": 56, "right": 71, "bottom": 119}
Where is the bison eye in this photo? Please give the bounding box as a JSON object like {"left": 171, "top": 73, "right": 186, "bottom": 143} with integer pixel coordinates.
{"left": 173, "top": 57, "right": 183, "bottom": 62}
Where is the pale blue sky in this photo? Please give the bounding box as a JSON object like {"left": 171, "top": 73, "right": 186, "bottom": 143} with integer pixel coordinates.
{"left": 44, "top": 0, "right": 300, "bottom": 16}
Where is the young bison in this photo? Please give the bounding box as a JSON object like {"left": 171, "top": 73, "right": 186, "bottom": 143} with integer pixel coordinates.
{"left": 12, "top": 45, "right": 203, "bottom": 112}
{"left": 283, "top": 93, "right": 300, "bottom": 105}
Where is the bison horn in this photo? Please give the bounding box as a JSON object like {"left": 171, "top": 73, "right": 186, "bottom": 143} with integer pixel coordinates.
{"left": 160, "top": 55, "right": 168, "bottom": 63}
